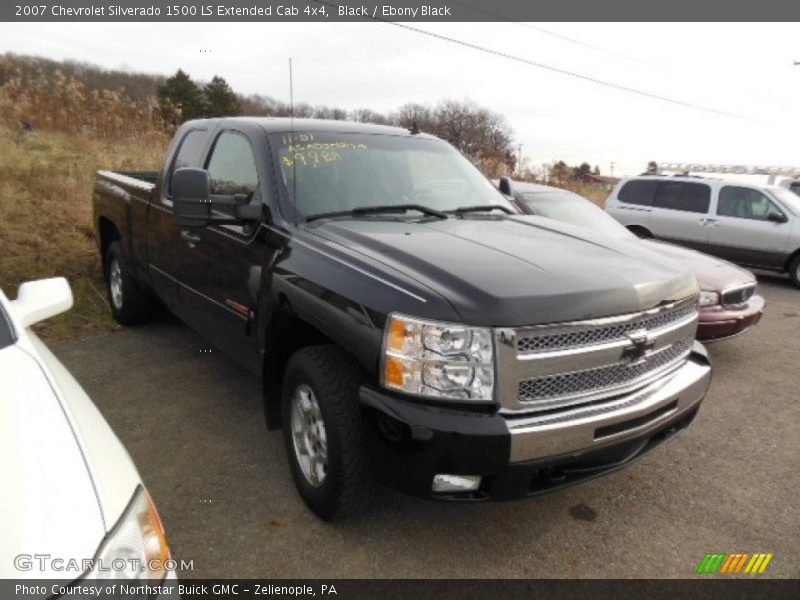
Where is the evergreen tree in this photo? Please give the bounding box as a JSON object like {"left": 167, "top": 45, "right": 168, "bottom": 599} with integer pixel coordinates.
{"left": 157, "top": 69, "right": 204, "bottom": 124}
{"left": 203, "top": 75, "right": 241, "bottom": 117}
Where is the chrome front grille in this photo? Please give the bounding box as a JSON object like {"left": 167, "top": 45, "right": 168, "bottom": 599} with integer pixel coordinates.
{"left": 721, "top": 284, "right": 755, "bottom": 306}
{"left": 495, "top": 296, "right": 699, "bottom": 414}
{"left": 516, "top": 298, "right": 697, "bottom": 353}
{"left": 518, "top": 339, "right": 692, "bottom": 406}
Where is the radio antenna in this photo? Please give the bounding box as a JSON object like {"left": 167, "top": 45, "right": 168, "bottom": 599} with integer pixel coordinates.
{"left": 289, "top": 57, "right": 295, "bottom": 123}
{"left": 289, "top": 58, "right": 297, "bottom": 218}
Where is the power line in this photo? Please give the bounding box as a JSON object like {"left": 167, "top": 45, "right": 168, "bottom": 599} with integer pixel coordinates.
{"left": 308, "top": 0, "right": 757, "bottom": 122}
{"left": 449, "top": 1, "right": 666, "bottom": 70}
{"left": 386, "top": 21, "right": 758, "bottom": 123}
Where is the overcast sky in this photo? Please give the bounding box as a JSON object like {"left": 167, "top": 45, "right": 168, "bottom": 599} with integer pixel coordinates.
{"left": 1, "top": 22, "right": 799, "bottom": 177}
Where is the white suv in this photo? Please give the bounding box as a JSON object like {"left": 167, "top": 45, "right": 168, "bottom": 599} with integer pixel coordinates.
{"left": 606, "top": 175, "right": 800, "bottom": 287}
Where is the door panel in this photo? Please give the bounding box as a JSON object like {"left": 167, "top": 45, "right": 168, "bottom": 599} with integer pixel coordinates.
{"left": 167, "top": 130, "right": 270, "bottom": 373}
{"left": 146, "top": 127, "right": 210, "bottom": 314}
{"left": 648, "top": 181, "right": 711, "bottom": 247}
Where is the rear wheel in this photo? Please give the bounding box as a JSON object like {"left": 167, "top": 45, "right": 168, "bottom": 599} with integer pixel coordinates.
{"left": 104, "top": 241, "right": 154, "bottom": 325}
{"left": 789, "top": 255, "right": 800, "bottom": 289}
{"left": 281, "top": 345, "right": 373, "bottom": 520}
{"left": 627, "top": 225, "right": 652, "bottom": 239}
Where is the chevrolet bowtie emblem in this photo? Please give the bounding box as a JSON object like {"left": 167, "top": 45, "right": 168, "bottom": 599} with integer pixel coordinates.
{"left": 622, "top": 331, "right": 656, "bottom": 366}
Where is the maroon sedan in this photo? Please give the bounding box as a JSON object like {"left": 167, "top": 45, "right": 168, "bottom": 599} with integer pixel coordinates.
{"left": 503, "top": 180, "right": 764, "bottom": 342}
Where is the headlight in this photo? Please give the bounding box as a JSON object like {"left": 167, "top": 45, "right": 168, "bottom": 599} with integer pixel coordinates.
{"left": 381, "top": 314, "right": 494, "bottom": 402}
{"left": 86, "top": 486, "right": 170, "bottom": 580}
{"left": 699, "top": 291, "right": 720, "bottom": 307}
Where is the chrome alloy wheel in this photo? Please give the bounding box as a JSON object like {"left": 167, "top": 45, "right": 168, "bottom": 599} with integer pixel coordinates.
{"left": 290, "top": 383, "right": 328, "bottom": 487}
{"left": 109, "top": 259, "right": 123, "bottom": 310}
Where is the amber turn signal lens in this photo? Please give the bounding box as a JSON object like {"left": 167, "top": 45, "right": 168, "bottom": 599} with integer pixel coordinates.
{"left": 144, "top": 491, "right": 171, "bottom": 564}
{"left": 386, "top": 317, "right": 410, "bottom": 352}
{"left": 384, "top": 355, "right": 405, "bottom": 387}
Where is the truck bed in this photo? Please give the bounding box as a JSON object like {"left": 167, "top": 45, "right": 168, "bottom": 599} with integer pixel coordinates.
{"left": 96, "top": 169, "right": 158, "bottom": 190}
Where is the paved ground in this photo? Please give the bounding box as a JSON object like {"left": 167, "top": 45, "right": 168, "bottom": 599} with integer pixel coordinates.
{"left": 54, "top": 273, "right": 799, "bottom": 579}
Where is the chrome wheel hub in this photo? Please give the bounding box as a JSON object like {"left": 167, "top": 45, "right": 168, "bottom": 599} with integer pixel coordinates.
{"left": 290, "top": 384, "right": 327, "bottom": 487}
{"left": 109, "top": 259, "right": 123, "bottom": 310}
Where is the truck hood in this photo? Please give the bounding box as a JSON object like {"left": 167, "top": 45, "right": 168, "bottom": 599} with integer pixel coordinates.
{"left": 306, "top": 214, "right": 698, "bottom": 326}
{"left": 642, "top": 240, "right": 756, "bottom": 292}
{"left": 0, "top": 344, "right": 104, "bottom": 579}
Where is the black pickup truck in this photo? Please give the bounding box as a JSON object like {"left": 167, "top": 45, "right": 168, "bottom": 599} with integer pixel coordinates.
{"left": 93, "top": 118, "right": 712, "bottom": 519}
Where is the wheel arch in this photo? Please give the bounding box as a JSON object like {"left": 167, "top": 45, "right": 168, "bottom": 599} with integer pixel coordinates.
{"left": 262, "top": 308, "right": 335, "bottom": 431}
{"left": 98, "top": 217, "right": 121, "bottom": 269}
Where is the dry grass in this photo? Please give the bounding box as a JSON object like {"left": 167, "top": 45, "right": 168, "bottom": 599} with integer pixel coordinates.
{"left": 563, "top": 183, "right": 610, "bottom": 207}
{"left": 0, "top": 69, "right": 169, "bottom": 344}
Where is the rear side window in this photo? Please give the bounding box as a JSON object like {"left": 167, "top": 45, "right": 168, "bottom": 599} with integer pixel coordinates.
{"left": 167, "top": 129, "right": 208, "bottom": 196}
{"left": 617, "top": 180, "right": 660, "bottom": 206}
{"left": 653, "top": 181, "right": 710, "bottom": 213}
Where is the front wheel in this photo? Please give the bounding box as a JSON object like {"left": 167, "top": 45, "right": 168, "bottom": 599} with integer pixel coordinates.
{"left": 281, "top": 345, "right": 373, "bottom": 520}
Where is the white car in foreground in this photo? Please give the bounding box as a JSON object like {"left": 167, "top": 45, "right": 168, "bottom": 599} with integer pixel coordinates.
{"left": 0, "top": 277, "right": 175, "bottom": 587}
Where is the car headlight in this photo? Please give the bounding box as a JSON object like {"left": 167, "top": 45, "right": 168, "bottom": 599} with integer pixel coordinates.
{"left": 699, "top": 291, "right": 720, "bottom": 307}
{"left": 86, "top": 486, "right": 170, "bottom": 580}
{"left": 381, "top": 314, "right": 494, "bottom": 402}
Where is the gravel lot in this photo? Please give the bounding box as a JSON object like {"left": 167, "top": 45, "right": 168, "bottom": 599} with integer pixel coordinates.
{"left": 54, "top": 273, "right": 799, "bottom": 579}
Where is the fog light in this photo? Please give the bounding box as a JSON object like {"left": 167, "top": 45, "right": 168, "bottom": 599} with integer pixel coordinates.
{"left": 432, "top": 474, "right": 482, "bottom": 493}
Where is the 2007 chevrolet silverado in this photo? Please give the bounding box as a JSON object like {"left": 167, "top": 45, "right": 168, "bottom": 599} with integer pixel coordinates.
{"left": 93, "top": 118, "right": 712, "bottom": 520}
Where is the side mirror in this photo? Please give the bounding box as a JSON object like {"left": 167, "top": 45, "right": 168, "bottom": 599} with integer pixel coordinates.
{"left": 12, "top": 277, "right": 73, "bottom": 328}
{"left": 767, "top": 211, "right": 788, "bottom": 224}
{"left": 172, "top": 168, "right": 212, "bottom": 229}
{"left": 498, "top": 176, "right": 513, "bottom": 196}
{"left": 172, "top": 167, "right": 264, "bottom": 229}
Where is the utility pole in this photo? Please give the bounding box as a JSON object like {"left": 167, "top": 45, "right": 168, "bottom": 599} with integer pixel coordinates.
{"left": 517, "top": 144, "right": 523, "bottom": 177}
{"left": 610, "top": 161, "right": 615, "bottom": 178}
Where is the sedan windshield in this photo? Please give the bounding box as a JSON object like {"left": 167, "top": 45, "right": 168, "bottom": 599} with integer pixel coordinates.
{"left": 521, "top": 190, "right": 635, "bottom": 239}
{"left": 270, "top": 132, "right": 513, "bottom": 219}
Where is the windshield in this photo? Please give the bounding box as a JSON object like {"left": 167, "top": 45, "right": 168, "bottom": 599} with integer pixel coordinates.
{"left": 520, "top": 190, "right": 634, "bottom": 239}
{"left": 271, "top": 132, "right": 512, "bottom": 219}
{"left": 770, "top": 187, "right": 800, "bottom": 216}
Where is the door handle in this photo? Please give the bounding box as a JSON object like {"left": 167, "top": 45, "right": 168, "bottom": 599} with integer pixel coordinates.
{"left": 180, "top": 230, "right": 202, "bottom": 246}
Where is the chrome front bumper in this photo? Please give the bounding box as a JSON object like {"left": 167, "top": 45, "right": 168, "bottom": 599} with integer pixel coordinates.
{"left": 505, "top": 342, "right": 711, "bottom": 463}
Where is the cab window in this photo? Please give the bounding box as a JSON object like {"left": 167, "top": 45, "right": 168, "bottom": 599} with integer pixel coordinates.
{"left": 205, "top": 131, "right": 260, "bottom": 218}
{"left": 718, "top": 187, "right": 781, "bottom": 221}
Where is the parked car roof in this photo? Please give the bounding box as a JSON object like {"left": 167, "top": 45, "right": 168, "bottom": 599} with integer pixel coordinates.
{"left": 618, "top": 174, "right": 788, "bottom": 192}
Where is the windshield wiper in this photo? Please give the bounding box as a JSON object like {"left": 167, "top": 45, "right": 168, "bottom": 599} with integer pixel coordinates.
{"left": 306, "top": 204, "right": 448, "bottom": 222}
{"left": 451, "top": 205, "right": 514, "bottom": 215}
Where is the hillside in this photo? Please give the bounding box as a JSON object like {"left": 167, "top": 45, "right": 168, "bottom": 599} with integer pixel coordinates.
{"left": 0, "top": 61, "right": 169, "bottom": 343}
